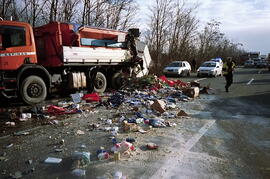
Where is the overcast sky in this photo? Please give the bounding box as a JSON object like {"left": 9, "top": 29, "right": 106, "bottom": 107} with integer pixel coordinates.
{"left": 137, "top": 0, "right": 270, "bottom": 55}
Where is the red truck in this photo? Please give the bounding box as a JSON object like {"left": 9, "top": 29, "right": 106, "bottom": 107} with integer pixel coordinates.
{"left": 0, "top": 20, "right": 151, "bottom": 104}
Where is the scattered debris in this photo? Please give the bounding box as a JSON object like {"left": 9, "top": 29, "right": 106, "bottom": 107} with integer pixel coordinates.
{"left": 122, "top": 121, "right": 140, "bottom": 132}
{"left": 55, "top": 148, "right": 63, "bottom": 153}
{"left": 14, "top": 131, "right": 30, "bottom": 136}
{"left": 71, "top": 169, "right": 86, "bottom": 177}
{"left": 113, "top": 152, "right": 121, "bottom": 161}
{"left": 20, "top": 113, "right": 32, "bottom": 120}
{"left": 4, "top": 143, "right": 13, "bottom": 148}
{"left": 190, "top": 81, "right": 200, "bottom": 87}
{"left": 146, "top": 143, "right": 159, "bottom": 150}
{"left": 149, "top": 118, "right": 166, "bottom": 128}
{"left": 126, "top": 138, "right": 136, "bottom": 143}
{"left": 76, "top": 130, "right": 85, "bottom": 135}
{"left": 5, "top": 122, "right": 15, "bottom": 127}
{"left": 48, "top": 120, "right": 59, "bottom": 125}
{"left": 0, "top": 74, "right": 213, "bottom": 174}
{"left": 59, "top": 139, "right": 65, "bottom": 145}
{"left": 114, "top": 171, "right": 124, "bottom": 179}
{"left": 82, "top": 93, "right": 101, "bottom": 102}
{"left": 151, "top": 99, "right": 166, "bottom": 113}
{"left": 11, "top": 171, "right": 22, "bottom": 179}
{"left": 97, "top": 148, "right": 110, "bottom": 160}
{"left": 72, "top": 151, "right": 91, "bottom": 169}
{"left": 44, "top": 157, "right": 62, "bottom": 164}
{"left": 9, "top": 113, "right": 17, "bottom": 120}
{"left": 177, "top": 110, "right": 189, "bottom": 117}
{"left": 27, "top": 160, "right": 33, "bottom": 165}
{"left": 71, "top": 93, "right": 83, "bottom": 104}
{"left": 183, "top": 87, "right": 200, "bottom": 98}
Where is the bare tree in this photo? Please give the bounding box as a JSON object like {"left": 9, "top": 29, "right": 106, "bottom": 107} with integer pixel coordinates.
{"left": 49, "top": 0, "right": 59, "bottom": 21}
{"left": 146, "top": 0, "right": 172, "bottom": 71}
{"left": 80, "top": 0, "right": 136, "bottom": 30}
{"left": 197, "top": 20, "right": 225, "bottom": 61}
{"left": 0, "top": 0, "right": 20, "bottom": 20}
{"left": 168, "top": 1, "right": 198, "bottom": 61}
{"left": 60, "top": 0, "right": 79, "bottom": 22}
{"left": 146, "top": 1, "right": 244, "bottom": 74}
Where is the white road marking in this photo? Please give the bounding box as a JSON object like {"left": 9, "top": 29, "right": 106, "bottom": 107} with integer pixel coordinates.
{"left": 258, "top": 70, "right": 262, "bottom": 74}
{"left": 247, "top": 78, "right": 254, "bottom": 85}
{"left": 150, "top": 120, "right": 216, "bottom": 179}
{"left": 195, "top": 78, "right": 207, "bottom": 82}
{"left": 182, "top": 120, "right": 216, "bottom": 151}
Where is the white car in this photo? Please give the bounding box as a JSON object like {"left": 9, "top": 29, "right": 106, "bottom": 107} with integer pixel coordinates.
{"left": 163, "top": 61, "right": 191, "bottom": 77}
{"left": 197, "top": 61, "right": 222, "bottom": 77}
{"left": 244, "top": 60, "right": 254, "bottom": 68}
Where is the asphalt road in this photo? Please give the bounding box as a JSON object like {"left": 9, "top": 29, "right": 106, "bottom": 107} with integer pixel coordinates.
{"left": 0, "top": 67, "right": 269, "bottom": 179}
{"left": 156, "top": 67, "right": 270, "bottom": 178}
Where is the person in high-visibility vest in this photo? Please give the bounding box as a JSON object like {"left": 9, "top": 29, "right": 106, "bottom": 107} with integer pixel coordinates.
{"left": 223, "top": 57, "right": 236, "bottom": 92}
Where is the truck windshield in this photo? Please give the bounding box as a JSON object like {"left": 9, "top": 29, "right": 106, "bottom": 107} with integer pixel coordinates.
{"left": 0, "top": 25, "right": 26, "bottom": 48}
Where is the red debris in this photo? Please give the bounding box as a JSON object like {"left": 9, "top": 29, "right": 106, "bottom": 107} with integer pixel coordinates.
{"left": 46, "top": 105, "right": 78, "bottom": 115}
{"left": 82, "top": 93, "right": 101, "bottom": 102}
{"left": 158, "top": 76, "right": 189, "bottom": 88}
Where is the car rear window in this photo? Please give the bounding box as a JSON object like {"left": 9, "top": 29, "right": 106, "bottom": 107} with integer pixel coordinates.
{"left": 201, "top": 63, "right": 216, "bottom": 67}
{"left": 168, "top": 62, "right": 182, "bottom": 67}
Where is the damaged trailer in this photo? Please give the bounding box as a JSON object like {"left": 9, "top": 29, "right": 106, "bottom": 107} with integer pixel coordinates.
{"left": 0, "top": 20, "right": 152, "bottom": 104}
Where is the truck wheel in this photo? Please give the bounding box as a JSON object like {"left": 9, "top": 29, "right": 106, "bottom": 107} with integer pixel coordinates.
{"left": 20, "top": 75, "right": 47, "bottom": 105}
{"left": 93, "top": 72, "right": 107, "bottom": 93}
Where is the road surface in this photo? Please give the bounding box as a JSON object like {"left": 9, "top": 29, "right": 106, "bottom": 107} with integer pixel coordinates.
{"left": 154, "top": 67, "right": 270, "bottom": 178}
{"left": 0, "top": 67, "right": 269, "bottom": 179}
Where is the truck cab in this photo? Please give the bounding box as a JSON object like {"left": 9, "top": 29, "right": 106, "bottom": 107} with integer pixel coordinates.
{"left": 0, "top": 20, "right": 37, "bottom": 70}
{"left": 0, "top": 20, "right": 52, "bottom": 104}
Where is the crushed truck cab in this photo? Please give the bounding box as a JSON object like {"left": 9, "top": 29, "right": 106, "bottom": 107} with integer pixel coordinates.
{"left": 0, "top": 20, "right": 151, "bottom": 104}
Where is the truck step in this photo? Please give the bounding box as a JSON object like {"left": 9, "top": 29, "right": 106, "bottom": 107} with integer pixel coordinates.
{"left": 1, "top": 87, "right": 18, "bottom": 98}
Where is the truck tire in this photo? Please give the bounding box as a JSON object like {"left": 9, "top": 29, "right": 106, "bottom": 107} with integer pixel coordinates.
{"left": 93, "top": 72, "right": 107, "bottom": 93}
{"left": 20, "top": 75, "right": 47, "bottom": 105}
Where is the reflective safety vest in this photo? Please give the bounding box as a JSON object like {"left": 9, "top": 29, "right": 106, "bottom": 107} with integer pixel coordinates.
{"left": 223, "top": 61, "right": 236, "bottom": 75}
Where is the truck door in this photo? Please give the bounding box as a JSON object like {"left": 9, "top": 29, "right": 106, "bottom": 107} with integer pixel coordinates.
{"left": 0, "top": 25, "right": 36, "bottom": 70}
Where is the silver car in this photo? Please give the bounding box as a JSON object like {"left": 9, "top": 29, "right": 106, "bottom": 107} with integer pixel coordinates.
{"left": 244, "top": 60, "right": 254, "bottom": 68}
{"left": 163, "top": 61, "right": 191, "bottom": 77}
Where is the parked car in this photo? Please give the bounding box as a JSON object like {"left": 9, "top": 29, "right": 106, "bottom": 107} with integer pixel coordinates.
{"left": 253, "top": 58, "right": 261, "bottom": 67}
{"left": 163, "top": 61, "right": 191, "bottom": 77}
{"left": 244, "top": 60, "right": 254, "bottom": 68}
{"left": 256, "top": 60, "right": 268, "bottom": 68}
{"left": 197, "top": 61, "right": 222, "bottom": 77}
